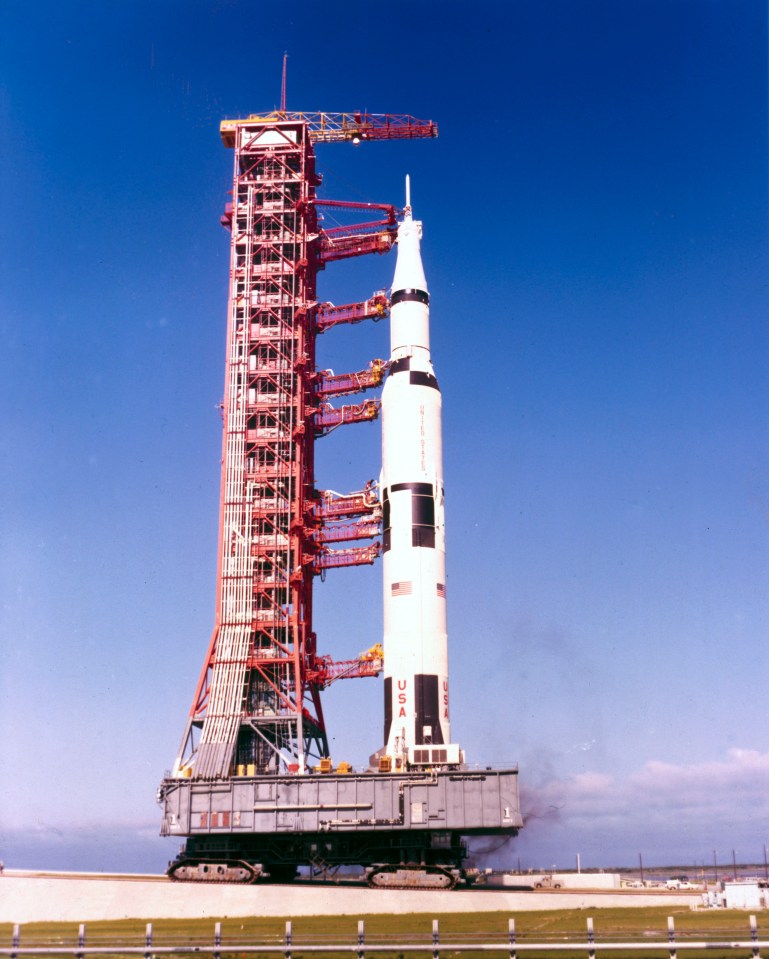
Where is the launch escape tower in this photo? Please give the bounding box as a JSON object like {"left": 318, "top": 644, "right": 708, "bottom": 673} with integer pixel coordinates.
{"left": 159, "top": 110, "right": 522, "bottom": 887}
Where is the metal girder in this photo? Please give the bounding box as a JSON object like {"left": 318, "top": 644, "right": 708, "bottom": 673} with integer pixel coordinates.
{"left": 316, "top": 293, "right": 389, "bottom": 332}
{"left": 313, "top": 399, "right": 380, "bottom": 433}
{"left": 309, "top": 543, "right": 382, "bottom": 571}
{"left": 314, "top": 360, "right": 388, "bottom": 398}
{"left": 319, "top": 229, "right": 396, "bottom": 263}
{"left": 306, "top": 648, "right": 384, "bottom": 687}
{"left": 311, "top": 485, "right": 380, "bottom": 520}
{"left": 310, "top": 519, "right": 382, "bottom": 544}
{"left": 221, "top": 112, "right": 438, "bottom": 148}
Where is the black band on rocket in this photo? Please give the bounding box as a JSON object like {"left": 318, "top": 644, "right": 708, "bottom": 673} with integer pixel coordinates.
{"left": 391, "top": 288, "right": 430, "bottom": 306}
{"left": 389, "top": 357, "right": 411, "bottom": 375}
{"left": 409, "top": 371, "right": 440, "bottom": 390}
{"left": 383, "top": 677, "right": 392, "bottom": 744}
{"left": 415, "top": 675, "right": 444, "bottom": 744}
{"left": 412, "top": 527, "right": 436, "bottom": 548}
{"left": 391, "top": 482, "right": 433, "bottom": 494}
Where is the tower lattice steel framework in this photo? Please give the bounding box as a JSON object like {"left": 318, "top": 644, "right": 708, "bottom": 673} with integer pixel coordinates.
{"left": 173, "top": 111, "right": 438, "bottom": 781}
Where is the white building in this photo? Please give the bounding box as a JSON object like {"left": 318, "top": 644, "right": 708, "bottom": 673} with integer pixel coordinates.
{"left": 722, "top": 880, "right": 767, "bottom": 909}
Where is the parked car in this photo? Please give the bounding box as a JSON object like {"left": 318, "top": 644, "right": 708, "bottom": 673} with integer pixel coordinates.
{"left": 533, "top": 874, "right": 563, "bottom": 888}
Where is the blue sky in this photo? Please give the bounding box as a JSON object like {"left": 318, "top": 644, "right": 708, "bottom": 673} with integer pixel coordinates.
{"left": 1, "top": 0, "right": 767, "bottom": 873}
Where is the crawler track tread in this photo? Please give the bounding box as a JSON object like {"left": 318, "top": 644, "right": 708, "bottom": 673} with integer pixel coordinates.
{"left": 366, "top": 865, "right": 459, "bottom": 890}
{"left": 167, "top": 859, "right": 257, "bottom": 884}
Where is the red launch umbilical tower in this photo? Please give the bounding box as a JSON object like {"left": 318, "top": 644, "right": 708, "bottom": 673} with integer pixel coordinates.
{"left": 173, "top": 111, "right": 438, "bottom": 781}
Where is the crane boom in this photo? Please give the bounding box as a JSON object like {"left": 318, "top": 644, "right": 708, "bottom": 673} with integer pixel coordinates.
{"left": 221, "top": 111, "right": 438, "bottom": 147}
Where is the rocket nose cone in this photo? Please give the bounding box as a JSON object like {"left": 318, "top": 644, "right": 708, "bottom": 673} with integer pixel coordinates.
{"left": 393, "top": 216, "right": 427, "bottom": 294}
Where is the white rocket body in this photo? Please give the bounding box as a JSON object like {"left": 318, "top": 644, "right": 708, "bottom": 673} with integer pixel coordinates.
{"left": 380, "top": 188, "right": 461, "bottom": 767}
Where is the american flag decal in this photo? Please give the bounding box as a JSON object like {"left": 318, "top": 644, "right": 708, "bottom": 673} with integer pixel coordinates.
{"left": 391, "top": 581, "right": 413, "bottom": 596}
{"left": 436, "top": 583, "right": 446, "bottom": 597}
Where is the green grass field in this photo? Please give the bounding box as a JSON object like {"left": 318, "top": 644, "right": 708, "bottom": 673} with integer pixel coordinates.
{"left": 2, "top": 907, "right": 768, "bottom": 958}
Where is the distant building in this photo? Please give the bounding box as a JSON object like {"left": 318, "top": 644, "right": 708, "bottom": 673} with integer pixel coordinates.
{"left": 722, "top": 881, "right": 767, "bottom": 910}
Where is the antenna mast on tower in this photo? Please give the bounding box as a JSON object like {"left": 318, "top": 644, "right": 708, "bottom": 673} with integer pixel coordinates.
{"left": 280, "top": 53, "right": 288, "bottom": 113}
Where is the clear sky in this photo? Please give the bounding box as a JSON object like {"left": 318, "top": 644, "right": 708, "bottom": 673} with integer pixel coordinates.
{"left": 1, "top": 0, "right": 767, "bottom": 874}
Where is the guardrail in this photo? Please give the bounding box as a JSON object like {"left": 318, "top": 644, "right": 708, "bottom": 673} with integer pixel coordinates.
{"left": 1, "top": 916, "right": 767, "bottom": 958}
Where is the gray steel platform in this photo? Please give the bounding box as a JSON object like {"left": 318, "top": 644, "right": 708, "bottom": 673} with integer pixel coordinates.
{"left": 160, "top": 766, "right": 522, "bottom": 838}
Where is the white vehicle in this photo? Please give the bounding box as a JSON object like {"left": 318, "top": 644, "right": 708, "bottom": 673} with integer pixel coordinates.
{"left": 533, "top": 874, "right": 563, "bottom": 889}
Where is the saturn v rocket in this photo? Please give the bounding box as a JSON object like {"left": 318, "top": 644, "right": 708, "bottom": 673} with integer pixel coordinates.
{"left": 379, "top": 179, "right": 462, "bottom": 769}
